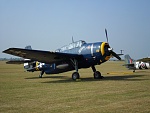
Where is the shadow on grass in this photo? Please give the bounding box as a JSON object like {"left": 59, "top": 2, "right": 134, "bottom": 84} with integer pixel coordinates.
{"left": 41, "top": 74, "right": 147, "bottom": 84}
{"left": 25, "top": 75, "right": 70, "bottom": 79}
{"left": 103, "top": 74, "right": 147, "bottom": 81}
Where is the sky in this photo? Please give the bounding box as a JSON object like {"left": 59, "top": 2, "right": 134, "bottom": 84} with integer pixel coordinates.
{"left": 0, "top": 0, "right": 150, "bottom": 60}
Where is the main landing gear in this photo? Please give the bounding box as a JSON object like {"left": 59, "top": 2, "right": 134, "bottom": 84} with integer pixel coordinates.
{"left": 71, "top": 59, "right": 80, "bottom": 80}
{"left": 39, "top": 70, "right": 44, "bottom": 78}
{"left": 91, "top": 65, "right": 104, "bottom": 79}
{"left": 72, "top": 72, "right": 80, "bottom": 80}
{"left": 71, "top": 58, "right": 103, "bottom": 80}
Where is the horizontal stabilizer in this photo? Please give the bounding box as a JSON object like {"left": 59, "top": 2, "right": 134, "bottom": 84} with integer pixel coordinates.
{"left": 117, "top": 53, "right": 124, "bottom": 56}
{"left": 6, "top": 59, "right": 32, "bottom": 64}
{"left": 123, "top": 64, "right": 134, "bottom": 67}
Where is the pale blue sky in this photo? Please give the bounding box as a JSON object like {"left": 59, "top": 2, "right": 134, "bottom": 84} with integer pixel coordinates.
{"left": 0, "top": 0, "right": 150, "bottom": 59}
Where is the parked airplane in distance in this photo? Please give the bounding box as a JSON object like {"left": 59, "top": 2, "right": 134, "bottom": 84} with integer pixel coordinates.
{"left": 3, "top": 29, "right": 122, "bottom": 80}
{"left": 124, "top": 54, "right": 150, "bottom": 72}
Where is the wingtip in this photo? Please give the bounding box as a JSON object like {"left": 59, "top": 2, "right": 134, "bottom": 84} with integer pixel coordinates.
{"left": 2, "top": 48, "right": 11, "bottom": 53}
{"left": 2, "top": 49, "right": 8, "bottom": 53}
{"left": 2, "top": 48, "right": 16, "bottom": 54}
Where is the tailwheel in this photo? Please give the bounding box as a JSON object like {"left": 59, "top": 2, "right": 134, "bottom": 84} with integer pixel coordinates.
{"left": 72, "top": 72, "right": 80, "bottom": 80}
{"left": 94, "top": 71, "right": 103, "bottom": 79}
{"left": 39, "top": 71, "right": 44, "bottom": 78}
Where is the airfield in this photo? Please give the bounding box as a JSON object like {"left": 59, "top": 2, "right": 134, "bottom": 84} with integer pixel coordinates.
{"left": 0, "top": 61, "right": 150, "bottom": 113}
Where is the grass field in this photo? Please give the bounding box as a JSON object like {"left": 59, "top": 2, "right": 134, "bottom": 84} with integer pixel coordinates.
{"left": 0, "top": 61, "right": 150, "bottom": 113}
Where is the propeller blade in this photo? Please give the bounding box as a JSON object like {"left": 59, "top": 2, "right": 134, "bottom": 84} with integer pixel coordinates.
{"left": 104, "top": 29, "right": 121, "bottom": 60}
{"left": 110, "top": 51, "right": 121, "bottom": 60}
{"left": 105, "top": 29, "right": 108, "bottom": 43}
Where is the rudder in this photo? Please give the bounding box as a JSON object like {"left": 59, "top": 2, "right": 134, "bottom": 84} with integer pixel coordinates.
{"left": 124, "top": 54, "right": 133, "bottom": 64}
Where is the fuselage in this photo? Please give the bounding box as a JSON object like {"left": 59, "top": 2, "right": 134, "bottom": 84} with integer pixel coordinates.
{"left": 24, "top": 40, "right": 111, "bottom": 74}
{"left": 135, "top": 61, "right": 150, "bottom": 70}
{"left": 124, "top": 54, "right": 150, "bottom": 71}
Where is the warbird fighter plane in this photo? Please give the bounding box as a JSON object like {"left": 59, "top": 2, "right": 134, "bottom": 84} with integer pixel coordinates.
{"left": 3, "top": 29, "right": 121, "bottom": 80}
{"left": 124, "top": 54, "right": 150, "bottom": 72}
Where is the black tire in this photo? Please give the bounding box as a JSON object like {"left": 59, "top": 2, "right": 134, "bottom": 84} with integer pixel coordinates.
{"left": 72, "top": 72, "right": 80, "bottom": 80}
{"left": 39, "top": 71, "right": 44, "bottom": 78}
{"left": 39, "top": 75, "right": 42, "bottom": 78}
{"left": 94, "top": 71, "right": 103, "bottom": 79}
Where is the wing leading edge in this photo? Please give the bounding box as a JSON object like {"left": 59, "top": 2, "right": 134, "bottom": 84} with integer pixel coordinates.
{"left": 3, "top": 48, "right": 83, "bottom": 64}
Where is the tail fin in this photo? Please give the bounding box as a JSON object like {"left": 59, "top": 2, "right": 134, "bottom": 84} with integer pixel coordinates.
{"left": 124, "top": 54, "right": 133, "bottom": 64}
{"left": 25, "top": 45, "right": 32, "bottom": 50}
{"left": 124, "top": 54, "right": 136, "bottom": 71}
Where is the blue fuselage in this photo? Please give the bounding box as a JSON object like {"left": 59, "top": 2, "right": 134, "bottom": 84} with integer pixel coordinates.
{"left": 39, "top": 41, "right": 111, "bottom": 74}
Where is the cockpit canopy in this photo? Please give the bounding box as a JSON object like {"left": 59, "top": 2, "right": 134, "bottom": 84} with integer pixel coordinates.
{"left": 55, "top": 40, "right": 86, "bottom": 52}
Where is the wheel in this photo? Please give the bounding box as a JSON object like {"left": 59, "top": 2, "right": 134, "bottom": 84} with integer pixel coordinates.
{"left": 94, "top": 71, "right": 103, "bottom": 79}
{"left": 72, "top": 72, "right": 80, "bottom": 80}
{"left": 39, "top": 71, "right": 44, "bottom": 78}
{"left": 39, "top": 74, "right": 42, "bottom": 78}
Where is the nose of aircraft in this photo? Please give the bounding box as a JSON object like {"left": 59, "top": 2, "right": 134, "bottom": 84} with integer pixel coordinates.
{"left": 100, "top": 42, "right": 111, "bottom": 61}
{"left": 100, "top": 42, "right": 121, "bottom": 61}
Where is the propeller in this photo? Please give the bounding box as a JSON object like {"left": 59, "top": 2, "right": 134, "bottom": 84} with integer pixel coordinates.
{"left": 105, "top": 29, "right": 121, "bottom": 60}
{"left": 105, "top": 29, "right": 108, "bottom": 43}
{"left": 110, "top": 50, "right": 121, "bottom": 60}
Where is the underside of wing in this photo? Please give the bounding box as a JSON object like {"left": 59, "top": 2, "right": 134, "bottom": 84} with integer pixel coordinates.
{"left": 6, "top": 59, "right": 32, "bottom": 64}
{"left": 3, "top": 48, "right": 83, "bottom": 64}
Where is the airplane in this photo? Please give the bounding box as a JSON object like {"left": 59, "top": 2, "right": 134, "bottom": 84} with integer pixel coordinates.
{"left": 124, "top": 54, "right": 150, "bottom": 72}
{"left": 3, "top": 29, "right": 122, "bottom": 80}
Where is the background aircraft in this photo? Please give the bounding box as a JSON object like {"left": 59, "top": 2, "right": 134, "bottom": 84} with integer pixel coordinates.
{"left": 124, "top": 54, "right": 150, "bottom": 72}
{"left": 3, "top": 29, "right": 122, "bottom": 80}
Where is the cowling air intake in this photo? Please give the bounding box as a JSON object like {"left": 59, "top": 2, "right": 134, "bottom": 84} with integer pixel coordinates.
{"left": 100, "top": 42, "right": 121, "bottom": 62}
{"left": 100, "top": 42, "right": 111, "bottom": 62}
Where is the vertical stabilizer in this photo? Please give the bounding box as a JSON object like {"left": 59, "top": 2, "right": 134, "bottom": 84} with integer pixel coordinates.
{"left": 124, "top": 54, "right": 133, "bottom": 64}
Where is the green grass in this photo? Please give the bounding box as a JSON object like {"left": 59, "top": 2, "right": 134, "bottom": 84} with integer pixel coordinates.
{"left": 0, "top": 61, "right": 150, "bottom": 113}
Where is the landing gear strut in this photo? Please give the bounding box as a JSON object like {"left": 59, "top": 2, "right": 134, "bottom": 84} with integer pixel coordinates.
{"left": 39, "top": 70, "right": 44, "bottom": 78}
{"left": 71, "top": 59, "right": 80, "bottom": 80}
{"left": 91, "top": 65, "right": 103, "bottom": 79}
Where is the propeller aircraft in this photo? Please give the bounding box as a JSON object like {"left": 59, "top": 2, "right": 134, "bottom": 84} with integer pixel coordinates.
{"left": 3, "top": 29, "right": 122, "bottom": 80}
{"left": 124, "top": 54, "right": 150, "bottom": 72}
